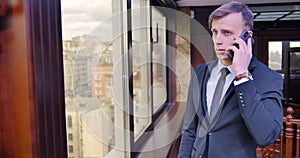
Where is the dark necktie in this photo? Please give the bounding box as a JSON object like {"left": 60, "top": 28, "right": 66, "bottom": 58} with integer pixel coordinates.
{"left": 209, "top": 67, "right": 229, "bottom": 121}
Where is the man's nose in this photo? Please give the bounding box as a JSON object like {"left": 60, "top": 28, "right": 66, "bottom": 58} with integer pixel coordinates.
{"left": 214, "top": 34, "right": 224, "bottom": 44}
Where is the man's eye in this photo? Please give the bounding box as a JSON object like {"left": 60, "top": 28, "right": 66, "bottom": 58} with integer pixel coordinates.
{"left": 212, "top": 31, "right": 217, "bottom": 35}
{"left": 224, "top": 31, "right": 232, "bottom": 36}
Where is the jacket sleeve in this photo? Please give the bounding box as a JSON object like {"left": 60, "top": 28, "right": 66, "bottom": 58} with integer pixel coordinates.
{"left": 178, "top": 66, "right": 202, "bottom": 158}
{"left": 234, "top": 70, "right": 283, "bottom": 147}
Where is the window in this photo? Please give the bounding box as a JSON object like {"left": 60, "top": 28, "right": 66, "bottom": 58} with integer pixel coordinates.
{"left": 95, "top": 75, "right": 101, "bottom": 80}
{"left": 268, "top": 41, "right": 300, "bottom": 72}
{"left": 131, "top": 0, "right": 152, "bottom": 139}
{"left": 152, "top": 7, "right": 167, "bottom": 112}
{"left": 290, "top": 41, "right": 300, "bottom": 48}
{"left": 62, "top": 0, "right": 170, "bottom": 157}
{"left": 62, "top": 0, "right": 118, "bottom": 157}
{"left": 68, "top": 133, "right": 73, "bottom": 141}
{"left": 268, "top": 41, "right": 282, "bottom": 72}
{"left": 67, "top": 115, "right": 72, "bottom": 128}
{"left": 68, "top": 145, "right": 74, "bottom": 153}
{"left": 268, "top": 41, "right": 300, "bottom": 105}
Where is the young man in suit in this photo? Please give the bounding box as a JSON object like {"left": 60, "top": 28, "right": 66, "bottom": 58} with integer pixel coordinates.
{"left": 178, "top": 1, "right": 283, "bottom": 158}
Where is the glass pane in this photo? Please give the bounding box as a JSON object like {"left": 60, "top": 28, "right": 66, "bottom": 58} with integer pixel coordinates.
{"left": 290, "top": 41, "right": 300, "bottom": 48}
{"left": 289, "top": 51, "right": 300, "bottom": 105}
{"left": 152, "top": 7, "right": 167, "bottom": 112}
{"left": 61, "top": 0, "right": 125, "bottom": 157}
{"left": 289, "top": 52, "right": 300, "bottom": 74}
{"left": 131, "top": 0, "right": 151, "bottom": 139}
{"left": 268, "top": 41, "right": 282, "bottom": 72}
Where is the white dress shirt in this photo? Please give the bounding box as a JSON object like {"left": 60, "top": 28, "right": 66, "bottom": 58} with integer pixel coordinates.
{"left": 206, "top": 60, "right": 235, "bottom": 115}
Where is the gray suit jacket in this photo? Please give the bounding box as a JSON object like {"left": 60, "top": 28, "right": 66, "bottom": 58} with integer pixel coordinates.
{"left": 178, "top": 57, "right": 283, "bottom": 158}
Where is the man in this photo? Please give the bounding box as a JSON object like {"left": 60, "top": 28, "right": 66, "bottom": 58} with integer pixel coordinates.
{"left": 178, "top": 1, "right": 283, "bottom": 158}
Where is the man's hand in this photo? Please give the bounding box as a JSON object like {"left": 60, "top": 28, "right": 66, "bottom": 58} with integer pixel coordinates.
{"left": 228, "top": 36, "right": 253, "bottom": 75}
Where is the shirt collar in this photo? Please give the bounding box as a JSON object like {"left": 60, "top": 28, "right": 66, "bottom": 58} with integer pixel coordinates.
{"left": 216, "top": 59, "right": 235, "bottom": 76}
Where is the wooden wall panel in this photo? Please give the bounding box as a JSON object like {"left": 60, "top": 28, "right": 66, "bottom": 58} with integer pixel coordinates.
{"left": 0, "top": 0, "right": 67, "bottom": 157}
{"left": 0, "top": 1, "right": 35, "bottom": 158}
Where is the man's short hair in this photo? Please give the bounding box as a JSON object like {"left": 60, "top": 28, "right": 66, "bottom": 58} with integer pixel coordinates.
{"left": 208, "top": 1, "right": 254, "bottom": 30}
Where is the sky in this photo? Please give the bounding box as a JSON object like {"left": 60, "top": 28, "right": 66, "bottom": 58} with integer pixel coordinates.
{"left": 61, "top": 0, "right": 112, "bottom": 40}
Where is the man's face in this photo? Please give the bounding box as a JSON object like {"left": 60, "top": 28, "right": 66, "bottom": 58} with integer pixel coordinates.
{"left": 210, "top": 13, "right": 245, "bottom": 65}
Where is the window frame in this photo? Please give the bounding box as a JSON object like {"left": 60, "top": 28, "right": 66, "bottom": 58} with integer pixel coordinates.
{"left": 127, "top": 2, "right": 173, "bottom": 157}
{"left": 26, "top": 0, "right": 176, "bottom": 157}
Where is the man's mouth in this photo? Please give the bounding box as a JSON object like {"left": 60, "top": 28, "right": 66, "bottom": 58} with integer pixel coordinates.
{"left": 217, "top": 49, "right": 227, "bottom": 54}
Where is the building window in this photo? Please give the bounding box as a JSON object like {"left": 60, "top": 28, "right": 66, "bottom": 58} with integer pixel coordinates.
{"left": 68, "top": 133, "right": 73, "bottom": 141}
{"left": 67, "top": 115, "right": 72, "bottom": 128}
{"left": 68, "top": 145, "right": 73, "bottom": 153}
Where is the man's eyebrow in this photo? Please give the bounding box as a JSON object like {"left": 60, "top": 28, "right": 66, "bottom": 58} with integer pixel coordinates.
{"left": 211, "top": 28, "right": 217, "bottom": 32}
{"left": 221, "top": 28, "right": 234, "bottom": 33}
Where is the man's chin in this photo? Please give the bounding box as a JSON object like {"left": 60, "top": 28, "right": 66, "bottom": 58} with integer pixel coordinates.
{"left": 217, "top": 54, "right": 230, "bottom": 60}
{"left": 217, "top": 55, "right": 232, "bottom": 65}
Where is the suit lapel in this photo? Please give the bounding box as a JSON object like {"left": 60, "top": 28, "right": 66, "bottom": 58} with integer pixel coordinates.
{"left": 200, "top": 68, "right": 209, "bottom": 115}
{"left": 222, "top": 82, "right": 234, "bottom": 106}
{"left": 198, "top": 60, "right": 217, "bottom": 118}
{"left": 205, "top": 57, "right": 259, "bottom": 126}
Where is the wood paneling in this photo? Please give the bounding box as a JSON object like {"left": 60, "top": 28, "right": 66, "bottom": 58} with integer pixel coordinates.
{"left": 0, "top": 1, "right": 34, "bottom": 157}
{"left": 0, "top": 0, "right": 67, "bottom": 157}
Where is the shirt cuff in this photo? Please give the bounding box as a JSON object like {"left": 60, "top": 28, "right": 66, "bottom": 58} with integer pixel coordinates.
{"left": 234, "top": 77, "right": 250, "bottom": 86}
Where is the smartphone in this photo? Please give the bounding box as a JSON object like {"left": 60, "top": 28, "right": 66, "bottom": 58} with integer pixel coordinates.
{"left": 227, "top": 30, "right": 255, "bottom": 60}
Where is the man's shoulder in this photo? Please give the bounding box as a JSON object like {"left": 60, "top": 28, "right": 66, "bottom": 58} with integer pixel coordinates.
{"left": 254, "top": 59, "right": 282, "bottom": 77}
{"left": 252, "top": 58, "right": 283, "bottom": 84}
{"left": 193, "top": 59, "right": 217, "bottom": 72}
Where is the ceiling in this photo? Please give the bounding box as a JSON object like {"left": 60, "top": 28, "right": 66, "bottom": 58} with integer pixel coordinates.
{"left": 251, "top": 5, "right": 300, "bottom": 22}
{"left": 174, "top": 0, "right": 300, "bottom": 21}
{"left": 175, "top": 0, "right": 300, "bottom": 7}
{"left": 253, "top": 11, "right": 300, "bottom": 22}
